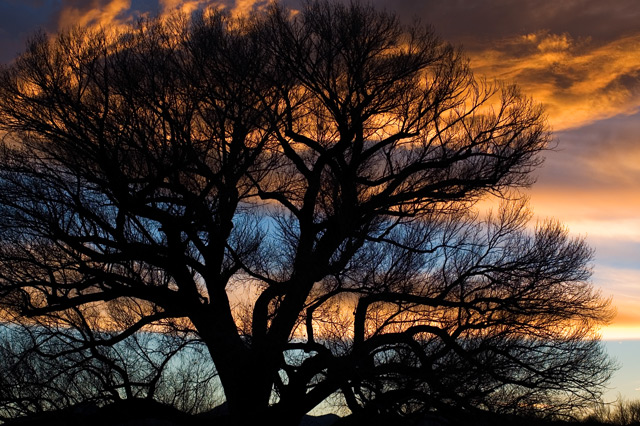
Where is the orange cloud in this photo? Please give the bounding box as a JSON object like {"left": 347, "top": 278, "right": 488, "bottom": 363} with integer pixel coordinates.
{"left": 158, "top": 0, "right": 268, "bottom": 18}
{"left": 58, "top": 0, "right": 133, "bottom": 30}
{"left": 592, "top": 268, "right": 640, "bottom": 339}
{"left": 601, "top": 325, "right": 640, "bottom": 340}
{"left": 469, "top": 31, "right": 640, "bottom": 131}
{"left": 159, "top": 0, "right": 211, "bottom": 16}
{"left": 56, "top": 0, "right": 270, "bottom": 33}
{"left": 527, "top": 187, "right": 640, "bottom": 221}
{"left": 532, "top": 32, "right": 572, "bottom": 52}
{"left": 231, "top": 0, "right": 265, "bottom": 16}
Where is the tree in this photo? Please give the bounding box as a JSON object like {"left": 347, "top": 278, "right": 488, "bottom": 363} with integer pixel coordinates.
{"left": 0, "top": 302, "right": 220, "bottom": 421}
{"left": 0, "top": 1, "right": 614, "bottom": 425}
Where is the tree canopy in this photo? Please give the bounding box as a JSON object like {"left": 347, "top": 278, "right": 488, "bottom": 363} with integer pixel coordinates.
{"left": 0, "top": 2, "right": 614, "bottom": 425}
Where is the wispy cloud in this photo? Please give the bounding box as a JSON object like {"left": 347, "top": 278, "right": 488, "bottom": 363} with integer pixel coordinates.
{"left": 469, "top": 32, "right": 640, "bottom": 130}
{"left": 159, "top": 0, "right": 215, "bottom": 15}
{"left": 382, "top": 0, "right": 640, "bottom": 131}
{"left": 57, "top": 0, "right": 134, "bottom": 30}
{"left": 230, "top": 0, "right": 269, "bottom": 16}
{"left": 53, "top": 0, "right": 271, "bottom": 33}
{"left": 591, "top": 267, "right": 640, "bottom": 336}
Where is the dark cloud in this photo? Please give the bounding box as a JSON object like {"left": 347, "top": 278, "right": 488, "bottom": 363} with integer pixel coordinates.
{"left": 0, "top": 0, "right": 59, "bottom": 63}
{"left": 602, "top": 69, "right": 640, "bottom": 99}
{"left": 3, "top": 0, "right": 639, "bottom": 62}
{"left": 366, "top": 0, "right": 640, "bottom": 49}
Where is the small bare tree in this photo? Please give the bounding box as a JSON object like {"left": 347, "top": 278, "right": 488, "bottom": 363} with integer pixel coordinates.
{"left": 0, "top": 300, "right": 220, "bottom": 421}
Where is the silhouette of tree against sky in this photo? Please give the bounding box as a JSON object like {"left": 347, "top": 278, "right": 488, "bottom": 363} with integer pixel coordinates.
{"left": 0, "top": 1, "right": 614, "bottom": 425}
{"left": 0, "top": 304, "right": 219, "bottom": 421}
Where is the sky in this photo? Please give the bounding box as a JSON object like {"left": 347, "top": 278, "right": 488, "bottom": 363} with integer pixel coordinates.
{"left": 0, "top": 0, "right": 639, "bottom": 398}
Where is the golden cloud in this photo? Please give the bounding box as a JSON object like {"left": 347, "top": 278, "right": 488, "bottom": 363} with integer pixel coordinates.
{"left": 469, "top": 31, "right": 640, "bottom": 131}
{"left": 159, "top": 0, "right": 213, "bottom": 16}
{"left": 525, "top": 187, "right": 640, "bottom": 243}
{"left": 532, "top": 32, "right": 572, "bottom": 52}
{"left": 55, "top": 0, "right": 270, "bottom": 34}
{"left": 589, "top": 267, "right": 640, "bottom": 339}
{"left": 231, "top": 0, "right": 266, "bottom": 16}
{"left": 58, "top": 0, "right": 133, "bottom": 30}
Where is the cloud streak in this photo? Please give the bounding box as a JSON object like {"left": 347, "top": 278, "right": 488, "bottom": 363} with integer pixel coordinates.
{"left": 469, "top": 31, "right": 640, "bottom": 131}
{"left": 372, "top": 0, "right": 640, "bottom": 131}
{"left": 57, "top": 0, "right": 134, "bottom": 30}
{"left": 53, "top": 0, "right": 270, "bottom": 32}
{"left": 593, "top": 267, "right": 640, "bottom": 337}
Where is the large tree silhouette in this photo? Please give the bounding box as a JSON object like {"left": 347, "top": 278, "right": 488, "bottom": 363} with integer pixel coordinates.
{"left": 0, "top": 2, "right": 613, "bottom": 425}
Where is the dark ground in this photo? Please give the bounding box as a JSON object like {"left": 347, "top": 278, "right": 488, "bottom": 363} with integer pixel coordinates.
{"left": 1, "top": 399, "right": 632, "bottom": 426}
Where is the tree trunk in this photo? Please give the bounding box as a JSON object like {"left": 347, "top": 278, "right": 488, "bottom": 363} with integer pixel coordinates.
{"left": 192, "top": 307, "right": 296, "bottom": 425}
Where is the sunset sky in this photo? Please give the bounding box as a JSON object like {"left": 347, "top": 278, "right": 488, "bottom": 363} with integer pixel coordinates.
{"left": 1, "top": 0, "right": 639, "bottom": 398}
